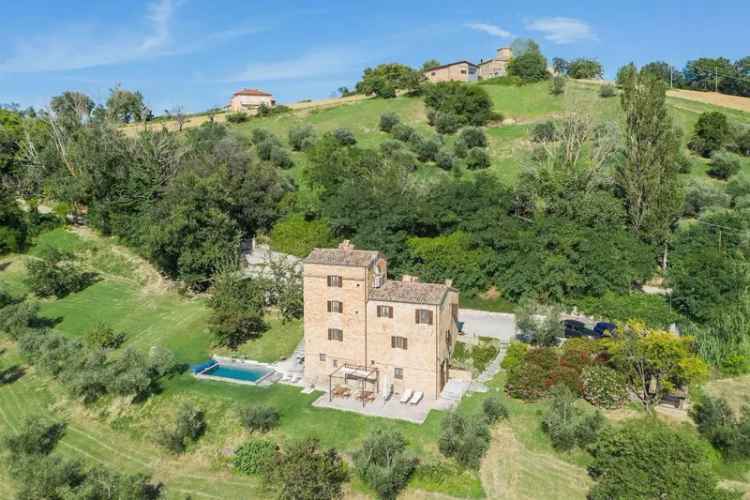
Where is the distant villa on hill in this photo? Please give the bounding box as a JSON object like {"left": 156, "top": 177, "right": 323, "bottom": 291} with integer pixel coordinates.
{"left": 423, "top": 47, "right": 512, "bottom": 83}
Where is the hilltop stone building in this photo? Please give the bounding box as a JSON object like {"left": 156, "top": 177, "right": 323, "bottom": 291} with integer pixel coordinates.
{"left": 423, "top": 61, "right": 478, "bottom": 83}
{"left": 422, "top": 47, "right": 512, "bottom": 83}
{"left": 303, "top": 241, "right": 459, "bottom": 400}
{"left": 478, "top": 48, "right": 512, "bottom": 79}
{"left": 228, "top": 88, "right": 275, "bottom": 112}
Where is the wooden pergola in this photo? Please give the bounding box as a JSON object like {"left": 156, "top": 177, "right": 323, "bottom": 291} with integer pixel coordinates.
{"left": 328, "top": 363, "right": 379, "bottom": 407}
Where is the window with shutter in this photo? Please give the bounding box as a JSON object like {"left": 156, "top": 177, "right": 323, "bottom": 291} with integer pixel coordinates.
{"left": 377, "top": 305, "right": 393, "bottom": 318}
{"left": 327, "top": 275, "right": 342, "bottom": 288}
{"left": 416, "top": 309, "right": 433, "bottom": 325}
{"left": 327, "top": 328, "right": 343, "bottom": 342}
{"left": 327, "top": 301, "right": 343, "bottom": 313}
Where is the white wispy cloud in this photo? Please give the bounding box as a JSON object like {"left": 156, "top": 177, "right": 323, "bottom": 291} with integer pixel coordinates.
{"left": 224, "top": 48, "right": 362, "bottom": 83}
{"left": 465, "top": 23, "right": 512, "bottom": 38}
{"left": 0, "top": 0, "right": 259, "bottom": 73}
{"left": 525, "top": 17, "right": 596, "bottom": 44}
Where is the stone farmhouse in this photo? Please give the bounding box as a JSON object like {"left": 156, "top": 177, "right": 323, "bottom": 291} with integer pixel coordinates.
{"left": 228, "top": 88, "right": 275, "bottom": 112}
{"left": 303, "top": 241, "right": 459, "bottom": 401}
{"left": 423, "top": 47, "right": 512, "bottom": 83}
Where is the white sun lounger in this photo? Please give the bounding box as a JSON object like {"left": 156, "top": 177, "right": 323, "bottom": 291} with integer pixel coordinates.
{"left": 291, "top": 374, "right": 301, "bottom": 383}
{"left": 400, "top": 389, "right": 414, "bottom": 404}
{"left": 409, "top": 391, "right": 424, "bottom": 405}
{"left": 282, "top": 373, "right": 293, "bottom": 382}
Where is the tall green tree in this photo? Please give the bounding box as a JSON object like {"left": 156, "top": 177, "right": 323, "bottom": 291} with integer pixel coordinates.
{"left": 616, "top": 72, "right": 683, "bottom": 269}
{"left": 105, "top": 85, "right": 146, "bottom": 123}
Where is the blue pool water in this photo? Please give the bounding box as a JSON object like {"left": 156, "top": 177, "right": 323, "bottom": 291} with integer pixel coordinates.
{"left": 202, "top": 363, "right": 271, "bottom": 383}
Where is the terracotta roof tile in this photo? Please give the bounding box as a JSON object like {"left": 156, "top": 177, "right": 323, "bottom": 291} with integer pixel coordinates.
{"left": 369, "top": 280, "right": 452, "bottom": 305}
{"left": 304, "top": 248, "right": 381, "bottom": 268}
{"left": 233, "top": 88, "right": 272, "bottom": 97}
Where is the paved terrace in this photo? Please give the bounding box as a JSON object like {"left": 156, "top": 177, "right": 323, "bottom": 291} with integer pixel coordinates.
{"left": 312, "top": 392, "right": 455, "bottom": 424}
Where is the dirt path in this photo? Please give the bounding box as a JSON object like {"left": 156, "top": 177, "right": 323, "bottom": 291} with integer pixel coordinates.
{"left": 480, "top": 424, "right": 591, "bottom": 500}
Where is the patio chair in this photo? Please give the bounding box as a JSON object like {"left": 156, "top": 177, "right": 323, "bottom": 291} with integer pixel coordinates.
{"left": 409, "top": 391, "right": 424, "bottom": 405}
{"left": 400, "top": 389, "right": 413, "bottom": 404}
{"left": 341, "top": 388, "right": 352, "bottom": 398}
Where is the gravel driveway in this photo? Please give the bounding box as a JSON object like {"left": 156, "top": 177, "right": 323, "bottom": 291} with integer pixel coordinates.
{"left": 459, "top": 309, "right": 517, "bottom": 342}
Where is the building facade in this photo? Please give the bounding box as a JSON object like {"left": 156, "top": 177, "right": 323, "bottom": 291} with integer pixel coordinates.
{"left": 423, "top": 61, "right": 478, "bottom": 83}
{"left": 228, "top": 88, "right": 275, "bottom": 112}
{"left": 478, "top": 47, "right": 512, "bottom": 79}
{"left": 303, "top": 242, "right": 459, "bottom": 400}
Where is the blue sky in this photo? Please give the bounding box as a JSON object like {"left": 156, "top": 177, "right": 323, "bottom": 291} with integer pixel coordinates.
{"left": 1, "top": 1, "right": 748, "bottom": 113}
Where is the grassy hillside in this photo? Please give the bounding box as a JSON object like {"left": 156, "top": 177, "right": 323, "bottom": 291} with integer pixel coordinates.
{"left": 225, "top": 80, "right": 750, "bottom": 189}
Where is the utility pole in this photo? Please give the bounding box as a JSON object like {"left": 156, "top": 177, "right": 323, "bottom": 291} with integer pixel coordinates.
{"left": 670, "top": 66, "right": 673, "bottom": 88}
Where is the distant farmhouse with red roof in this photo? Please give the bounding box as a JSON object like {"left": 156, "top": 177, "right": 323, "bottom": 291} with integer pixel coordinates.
{"left": 228, "top": 88, "right": 275, "bottom": 112}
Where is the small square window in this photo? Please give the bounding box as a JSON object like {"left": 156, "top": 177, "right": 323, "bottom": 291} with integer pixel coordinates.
{"left": 394, "top": 367, "right": 403, "bottom": 380}
{"left": 332, "top": 359, "right": 338, "bottom": 368}
{"left": 415, "top": 309, "right": 433, "bottom": 325}
{"left": 327, "top": 328, "right": 343, "bottom": 342}
{"left": 319, "top": 353, "right": 327, "bottom": 362}
{"left": 377, "top": 305, "right": 393, "bottom": 318}
{"left": 391, "top": 336, "right": 408, "bottom": 350}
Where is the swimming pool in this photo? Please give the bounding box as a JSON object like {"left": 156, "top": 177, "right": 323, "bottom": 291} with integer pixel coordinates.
{"left": 192, "top": 359, "right": 275, "bottom": 385}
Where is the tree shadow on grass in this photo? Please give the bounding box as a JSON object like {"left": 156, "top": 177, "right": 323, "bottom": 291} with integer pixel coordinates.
{"left": 0, "top": 365, "right": 26, "bottom": 385}
{"left": 0, "top": 261, "right": 10, "bottom": 272}
{"left": 30, "top": 315, "right": 63, "bottom": 330}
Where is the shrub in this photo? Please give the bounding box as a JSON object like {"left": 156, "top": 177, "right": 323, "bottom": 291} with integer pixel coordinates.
{"left": 683, "top": 181, "right": 731, "bottom": 216}
{"left": 438, "top": 412, "right": 491, "bottom": 469}
{"left": 333, "top": 127, "right": 356, "bottom": 146}
{"left": 727, "top": 173, "right": 750, "bottom": 202}
{"left": 457, "top": 127, "right": 487, "bottom": 149}
{"left": 0, "top": 300, "right": 41, "bottom": 340}
{"left": 531, "top": 121, "right": 556, "bottom": 143}
{"left": 691, "top": 395, "right": 750, "bottom": 459}
{"left": 84, "top": 322, "right": 125, "bottom": 349}
{"left": 689, "top": 111, "right": 730, "bottom": 157}
{"left": 434, "top": 111, "right": 462, "bottom": 134}
{"left": 250, "top": 128, "right": 277, "bottom": 146}
{"left": 569, "top": 292, "right": 680, "bottom": 330}
{"left": 25, "top": 247, "right": 93, "bottom": 298}
{"left": 567, "top": 58, "right": 604, "bottom": 79}
{"left": 233, "top": 439, "right": 278, "bottom": 475}
{"left": 488, "top": 111, "right": 505, "bottom": 122}
{"left": 471, "top": 342, "right": 499, "bottom": 372}
{"left": 255, "top": 139, "right": 276, "bottom": 161}
{"left": 500, "top": 342, "right": 528, "bottom": 371}
{"left": 542, "top": 385, "right": 605, "bottom": 451}
{"left": 270, "top": 146, "right": 294, "bottom": 169}
{"left": 589, "top": 418, "right": 736, "bottom": 500}
{"left": 270, "top": 214, "right": 334, "bottom": 258}
{"left": 550, "top": 75, "right": 566, "bottom": 95}
{"left": 708, "top": 150, "right": 742, "bottom": 180}
{"left": 409, "top": 135, "right": 441, "bottom": 162}
{"left": 226, "top": 112, "right": 249, "bottom": 123}
{"left": 390, "top": 123, "right": 416, "bottom": 143}
{"left": 453, "top": 138, "right": 468, "bottom": 159}
{"left": 379, "top": 112, "right": 400, "bottom": 133}
{"left": 423, "top": 81, "right": 493, "bottom": 128}
{"left": 482, "top": 396, "right": 508, "bottom": 424}
{"left": 272, "top": 438, "right": 348, "bottom": 500}
{"left": 354, "top": 429, "right": 417, "bottom": 500}
{"left": 155, "top": 402, "right": 206, "bottom": 453}
{"left": 465, "top": 147, "right": 490, "bottom": 170}
{"left": 735, "top": 128, "right": 750, "bottom": 156}
{"left": 478, "top": 75, "right": 524, "bottom": 86}
{"left": 581, "top": 365, "right": 628, "bottom": 409}
{"left": 674, "top": 150, "right": 695, "bottom": 174}
{"left": 1, "top": 416, "right": 65, "bottom": 456}
{"left": 505, "top": 347, "right": 558, "bottom": 400}
{"left": 435, "top": 148, "right": 456, "bottom": 170}
{"left": 240, "top": 405, "right": 280, "bottom": 433}
{"left": 288, "top": 125, "right": 315, "bottom": 151}
{"left": 599, "top": 84, "right": 617, "bottom": 98}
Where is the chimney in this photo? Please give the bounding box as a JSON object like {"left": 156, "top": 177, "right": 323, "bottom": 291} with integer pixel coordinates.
{"left": 338, "top": 240, "right": 354, "bottom": 252}
{"left": 401, "top": 274, "right": 419, "bottom": 283}
{"left": 444, "top": 279, "right": 453, "bottom": 287}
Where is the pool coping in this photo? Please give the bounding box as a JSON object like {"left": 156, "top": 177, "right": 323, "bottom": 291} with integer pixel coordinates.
{"left": 193, "top": 355, "right": 276, "bottom": 386}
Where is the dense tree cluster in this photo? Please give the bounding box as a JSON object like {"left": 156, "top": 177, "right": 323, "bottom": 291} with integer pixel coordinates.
{"left": 355, "top": 63, "right": 423, "bottom": 98}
